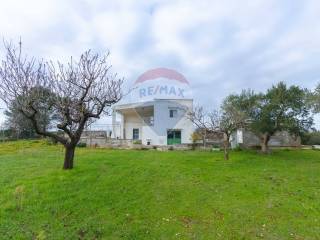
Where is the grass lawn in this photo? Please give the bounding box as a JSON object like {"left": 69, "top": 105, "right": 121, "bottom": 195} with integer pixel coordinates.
{"left": 0, "top": 141, "right": 319, "bottom": 239}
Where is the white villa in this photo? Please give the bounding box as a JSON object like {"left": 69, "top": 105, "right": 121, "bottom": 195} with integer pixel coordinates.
{"left": 112, "top": 98, "right": 194, "bottom": 146}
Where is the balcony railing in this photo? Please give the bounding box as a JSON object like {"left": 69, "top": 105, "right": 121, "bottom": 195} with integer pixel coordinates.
{"left": 142, "top": 116, "right": 154, "bottom": 126}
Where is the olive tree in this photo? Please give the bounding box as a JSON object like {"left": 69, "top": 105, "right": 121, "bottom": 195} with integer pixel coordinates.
{"left": 0, "top": 42, "right": 123, "bottom": 169}
{"left": 226, "top": 82, "right": 313, "bottom": 153}
{"left": 310, "top": 83, "right": 320, "bottom": 113}
{"left": 4, "top": 86, "right": 56, "bottom": 139}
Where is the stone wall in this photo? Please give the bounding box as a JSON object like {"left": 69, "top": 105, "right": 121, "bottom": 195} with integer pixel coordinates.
{"left": 79, "top": 136, "right": 196, "bottom": 150}
{"left": 239, "top": 130, "right": 301, "bottom": 148}
{"left": 79, "top": 137, "right": 134, "bottom": 148}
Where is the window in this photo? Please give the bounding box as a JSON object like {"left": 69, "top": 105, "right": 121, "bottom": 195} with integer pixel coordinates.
{"left": 169, "top": 109, "right": 178, "bottom": 118}
{"left": 132, "top": 128, "right": 139, "bottom": 140}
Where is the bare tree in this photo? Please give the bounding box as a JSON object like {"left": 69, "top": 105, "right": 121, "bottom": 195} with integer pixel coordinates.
{"left": 213, "top": 102, "right": 247, "bottom": 160}
{"left": 188, "top": 103, "right": 246, "bottom": 160}
{"left": 0, "top": 41, "right": 123, "bottom": 169}
{"left": 188, "top": 106, "right": 210, "bottom": 147}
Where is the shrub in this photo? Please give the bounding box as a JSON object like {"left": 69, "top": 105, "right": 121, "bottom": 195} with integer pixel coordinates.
{"left": 46, "top": 137, "right": 58, "bottom": 145}
{"left": 212, "top": 144, "right": 221, "bottom": 148}
{"left": 190, "top": 132, "right": 201, "bottom": 150}
{"left": 308, "top": 134, "right": 320, "bottom": 145}
{"left": 77, "top": 142, "right": 87, "bottom": 148}
{"left": 233, "top": 144, "right": 243, "bottom": 151}
{"left": 301, "top": 131, "right": 320, "bottom": 145}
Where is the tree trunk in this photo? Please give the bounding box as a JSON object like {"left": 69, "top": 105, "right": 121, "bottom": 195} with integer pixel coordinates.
{"left": 261, "top": 133, "right": 270, "bottom": 153}
{"left": 223, "top": 133, "right": 229, "bottom": 160}
{"left": 203, "top": 131, "right": 207, "bottom": 148}
{"left": 63, "top": 145, "right": 75, "bottom": 170}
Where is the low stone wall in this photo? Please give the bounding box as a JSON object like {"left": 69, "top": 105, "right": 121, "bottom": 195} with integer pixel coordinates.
{"left": 79, "top": 137, "right": 133, "bottom": 148}
{"left": 80, "top": 135, "right": 302, "bottom": 151}
{"left": 79, "top": 137, "right": 196, "bottom": 150}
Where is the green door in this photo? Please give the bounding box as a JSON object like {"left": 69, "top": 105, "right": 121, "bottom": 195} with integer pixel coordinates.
{"left": 167, "top": 130, "right": 181, "bottom": 145}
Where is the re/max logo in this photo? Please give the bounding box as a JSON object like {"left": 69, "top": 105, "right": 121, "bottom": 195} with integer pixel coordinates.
{"left": 139, "top": 85, "right": 185, "bottom": 98}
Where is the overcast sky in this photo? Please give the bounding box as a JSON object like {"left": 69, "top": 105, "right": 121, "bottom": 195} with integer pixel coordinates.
{"left": 0, "top": 0, "right": 319, "bottom": 127}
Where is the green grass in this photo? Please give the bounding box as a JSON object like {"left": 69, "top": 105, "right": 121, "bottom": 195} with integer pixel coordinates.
{"left": 0, "top": 141, "right": 319, "bottom": 239}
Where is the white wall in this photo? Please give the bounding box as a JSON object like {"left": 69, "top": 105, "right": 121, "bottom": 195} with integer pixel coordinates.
{"left": 112, "top": 111, "right": 122, "bottom": 139}
{"left": 141, "top": 125, "right": 159, "bottom": 145}
{"left": 151, "top": 99, "right": 193, "bottom": 145}
{"left": 123, "top": 112, "right": 144, "bottom": 140}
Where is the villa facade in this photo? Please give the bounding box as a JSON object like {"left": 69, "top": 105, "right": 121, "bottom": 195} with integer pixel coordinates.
{"left": 112, "top": 99, "right": 194, "bottom": 146}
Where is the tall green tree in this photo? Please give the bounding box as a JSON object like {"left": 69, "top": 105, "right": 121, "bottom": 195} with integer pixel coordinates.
{"left": 4, "top": 86, "right": 55, "bottom": 139}
{"left": 226, "top": 82, "right": 313, "bottom": 153}
{"left": 4, "top": 107, "right": 36, "bottom": 139}
{"left": 310, "top": 83, "right": 320, "bottom": 113}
